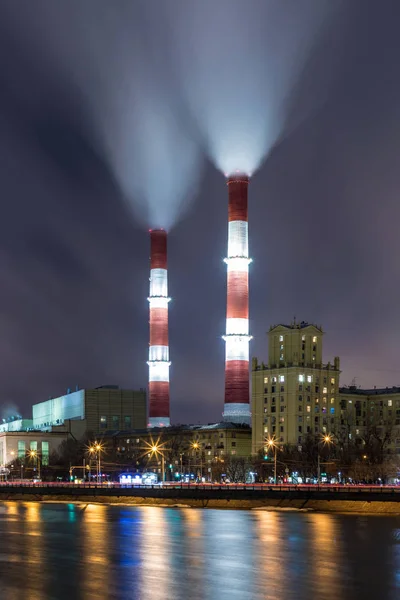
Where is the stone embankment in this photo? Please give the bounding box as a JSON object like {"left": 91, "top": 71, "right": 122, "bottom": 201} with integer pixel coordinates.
{"left": 0, "top": 484, "right": 399, "bottom": 513}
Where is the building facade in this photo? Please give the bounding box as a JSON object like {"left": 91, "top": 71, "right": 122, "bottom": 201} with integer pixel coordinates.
{"left": 105, "top": 422, "right": 252, "bottom": 479}
{"left": 0, "top": 418, "right": 33, "bottom": 432}
{"left": 0, "top": 431, "right": 69, "bottom": 469}
{"left": 32, "top": 385, "right": 147, "bottom": 434}
{"left": 338, "top": 386, "right": 400, "bottom": 455}
{"left": 252, "top": 321, "right": 340, "bottom": 454}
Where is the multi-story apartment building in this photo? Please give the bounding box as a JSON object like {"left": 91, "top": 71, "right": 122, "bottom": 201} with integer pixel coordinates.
{"left": 338, "top": 386, "right": 400, "bottom": 454}
{"left": 252, "top": 321, "right": 340, "bottom": 454}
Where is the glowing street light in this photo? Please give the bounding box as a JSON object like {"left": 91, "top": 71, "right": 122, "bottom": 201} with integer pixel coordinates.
{"left": 87, "top": 442, "right": 104, "bottom": 483}
{"left": 190, "top": 441, "right": 202, "bottom": 481}
{"left": 265, "top": 437, "right": 279, "bottom": 484}
{"left": 143, "top": 438, "right": 168, "bottom": 483}
{"left": 317, "top": 433, "right": 334, "bottom": 484}
{"left": 28, "top": 449, "right": 41, "bottom": 480}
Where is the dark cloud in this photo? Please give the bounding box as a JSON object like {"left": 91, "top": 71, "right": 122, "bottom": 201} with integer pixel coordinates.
{"left": 0, "top": 1, "right": 399, "bottom": 424}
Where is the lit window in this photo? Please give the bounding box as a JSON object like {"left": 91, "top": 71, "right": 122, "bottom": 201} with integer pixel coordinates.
{"left": 313, "top": 336, "right": 317, "bottom": 343}
{"left": 264, "top": 377, "right": 269, "bottom": 384}
{"left": 348, "top": 400, "right": 352, "bottom": 404}
{"left": 356, "top": 429, "right": 359, "bottom": 435}
{"left": 272, "top": 376, "right": 277, "bottom": 383}
{"left": 312, "top": 356, "right": 316, "bottom": 361}
{"left": 330, "top": 398, "right": 335, "bottom": 404}
{"left": 323, "top": 387, "right": 327, "bottom": 394}
{"left": 299, "top": 374, "right": 305, "bottom": 382}
{"left": 279, "top": 375, "right": 285, "bottom": 383}
{"left": 330, "top": 378, "right": 335, "bottom": 385}
{"left": 322, "top": 426, "right": 326, "bottom": 432}
{"left": 280, "top": 344, "right": 284, "bottom": 350}
{"left": 100, "top": 416, "right": 107, "bottom": 429}
{"left": 388, "top": 400, "right": 393, "bottom": 407}
{"left": 307, "top": 375, "right": 312, "bottom": 383}
{"left": 307, "top": 406, "right": 311, "bottom": 413}
{"left": 302, "top": 335, "right": 305, "bottom": 341}
{"left": 279, "top": 335, "right": 284, "bottom": 342}
{"left": 42, "top": 441, "right": 49, "bottom": 466}
{"left": 264, "top": 427, "right": 268, "bottom": 433}
{"left": 330, "top": 408, "right": 335, "bottom": 414}
{"left": 280, "top": 354, "right": 284, "bottom": 360}
{"left": 17, "top": 441, "right": 25, "bottom": 460}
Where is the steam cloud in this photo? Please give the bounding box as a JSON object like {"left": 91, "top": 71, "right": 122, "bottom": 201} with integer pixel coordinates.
{"left": 11, "top": 0, "right": 338, "bottom": 224}
{"left": 164, "top": 0, "right": 336, "bottom": 176}
{"left": 10, "top": 1, "right": 203, "bottom": 231}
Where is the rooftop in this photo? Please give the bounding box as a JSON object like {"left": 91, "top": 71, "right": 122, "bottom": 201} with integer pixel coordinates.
{"left": 102, "top": 422, "right": 251, "bottom": 438}
{"left": 339, "top": 386, "right": 400, "bottom": 396}
{"left": 269, "top": 320, "right": 323, "bottom": 332}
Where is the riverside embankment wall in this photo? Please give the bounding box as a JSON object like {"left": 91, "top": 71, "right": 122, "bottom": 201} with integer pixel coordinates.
{"left": 0, "top": 485, "right": 400, "bottom": 513}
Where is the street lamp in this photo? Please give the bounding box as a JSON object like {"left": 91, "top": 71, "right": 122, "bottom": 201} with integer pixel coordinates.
{"left": 190, "top": 441, "right": 201, "bottom": 481}
{"left": 88, "top": 442, "right": 104, "bottom": 483}
{"left": 265, "top": 437, "right": 279, "bottom": 484}
{"left": 317, "top": 434, "right": 334, "bottom": 484}
{"left": 150, "top": 443, "right": 166, "bottom": 483}
{"left": 28, "top": 450, "right": 41, "bottom": 480}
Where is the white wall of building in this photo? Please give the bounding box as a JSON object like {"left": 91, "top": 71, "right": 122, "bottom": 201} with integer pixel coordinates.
{"left": 32, "top": 390, "right": 85, "bottom": 429}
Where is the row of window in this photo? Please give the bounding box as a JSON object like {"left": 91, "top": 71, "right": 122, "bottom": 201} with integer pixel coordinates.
{"left": 264, "top": 375, "right": 335, "bottom": 386}
{"left": 278, "top": 335, "right": 318, "bottom": 343}
{"left": 16, "top": 440, "right": 50, "bottom": 465}
{"left": 100, "top": 416, "right": 132, "bottom": 429}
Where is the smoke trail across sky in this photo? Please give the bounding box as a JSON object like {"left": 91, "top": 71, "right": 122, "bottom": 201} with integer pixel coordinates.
{"left": 7, "top": 1, "right": 203, "bottom": 231}
{"left": 165, "top": 0, "right": 337, "bottom": 176}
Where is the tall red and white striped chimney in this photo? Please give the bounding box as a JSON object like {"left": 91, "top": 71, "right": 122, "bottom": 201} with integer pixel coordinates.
{"left": 147, "top": 229, "right": 171, "bottom": 427}
{"left": 222, "top": 174, "right": 252, "bottom": 424}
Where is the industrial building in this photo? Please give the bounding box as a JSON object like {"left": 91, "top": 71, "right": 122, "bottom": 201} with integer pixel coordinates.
{"left": 252, "top": 321, "right": 340, "bottom": 453}
{"left": 32, "top": 385, "right": 146, "bottom": 436}
{"left": 0, "top": 430, "right": 69, "bottom": 468}
{"left": 0, "top": 417, "right": 33, "bottom": 432}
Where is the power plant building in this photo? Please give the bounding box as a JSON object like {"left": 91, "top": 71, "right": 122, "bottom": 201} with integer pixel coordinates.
{"left": 32, "top": 386, "right": 146, "bottom": 435}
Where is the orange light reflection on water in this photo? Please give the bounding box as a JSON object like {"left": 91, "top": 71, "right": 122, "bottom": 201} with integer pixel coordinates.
{"left": 24, "top": 503, "right": 46, "bottom": 600}
{"left": 81, "top": 504, "right": 110, "bottom": 600}
{"left": 139, "top": 506, "right": 171, "bottom": 599}
{"left": 309, "top": 513, "right": 343, "bottom": 598}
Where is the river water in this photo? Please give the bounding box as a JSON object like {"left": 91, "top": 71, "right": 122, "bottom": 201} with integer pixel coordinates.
{"left": 0, "top": 502, "right": 399, "bottom": 599}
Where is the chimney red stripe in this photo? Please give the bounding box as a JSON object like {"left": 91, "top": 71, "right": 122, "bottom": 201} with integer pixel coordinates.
{"left": 224, "top": 360, "right": 250, "bottom": 404}
{"left": 149, "top": 381, "right": 170, "bottom": 417}
{"left": 149, "top": 308, "right": 169, "bottom": 346}
{"left": 227, "top": 271, "right": 249, "bottom": 319}
{"left": 150, "top": 230, "right": 167, "bottom": 269}
{"left": 227, "top": 177, "right": 248, "bottom": 222}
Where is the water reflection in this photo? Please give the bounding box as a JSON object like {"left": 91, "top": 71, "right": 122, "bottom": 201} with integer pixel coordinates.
{"left": 81, "top": 504, "right": 110, "bottom": 600}
{"left": 140, "top": 506, "right": 175, "bottom": 599}
{"left": 309, "top": 513, "right": 344, "bottom": 599}
{"left": 23, "top": 503, "right": 46, "bottom": 600}
{"left": 0, "top": 503, "right": 397, "bottom": 599}
{"left": 203, "top": 510, "right": 257, "bottom": 600}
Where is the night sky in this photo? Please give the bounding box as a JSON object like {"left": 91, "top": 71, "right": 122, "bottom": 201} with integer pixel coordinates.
{"left": 0, "top": 1, "right": 400, "bottom": 423}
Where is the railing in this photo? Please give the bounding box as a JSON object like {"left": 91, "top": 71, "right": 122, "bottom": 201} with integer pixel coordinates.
{"left": 0, "top": 482, "right": 398, "bottom": 494}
